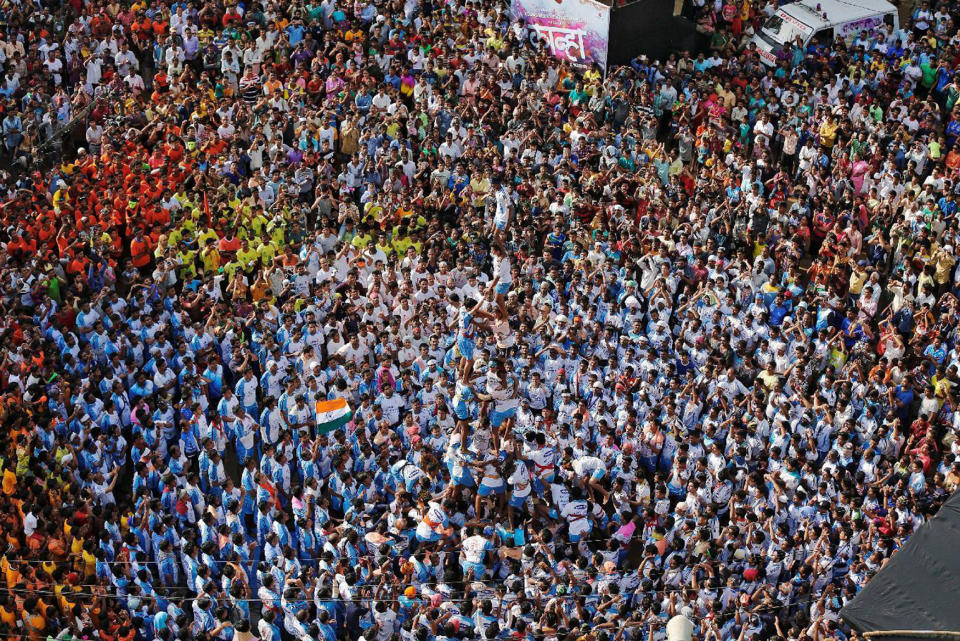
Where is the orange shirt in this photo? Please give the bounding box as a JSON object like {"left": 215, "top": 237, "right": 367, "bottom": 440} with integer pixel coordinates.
{"left": 130, "top": 237, "right": 151, "bottom": 267}
{"left": 1, "top": 470, "right": 15, "bottom": 496}
{"left": 36, "top": 225, "right": 55, "bottom": 248}
{"left": 250, "top": 279, "right": 269, "bottom": 301}
{"left": 205, "top": 138, "right": 228, "bottom": 156}
{"left": 66, "top": 256, "right": 89, "bottom": 278}
{"left": 25, "top": 609, "right": 46, "bottom": 641}
{"left": 218, "top": 236, "right": 240, "bottom": 253}
{"left": 148, "top": 208, "right": 171, "bottom": 227}
{"left": 1, "top": 558, "right": 21, "bottom": 589}
{"left": 264, "top": 79, "right": 282, "bottom": 95}
{"left": 946, "top": 149, "right": 960, "bottom": 170}
{"left": 0, "top": 604, "right": 15, "bottom": 628}
{"left": 164, "top": 142, "right": 184, "bottom": 163}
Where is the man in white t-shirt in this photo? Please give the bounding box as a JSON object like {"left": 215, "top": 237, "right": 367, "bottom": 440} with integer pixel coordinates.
{"left": 376, "top": 386, "right": 405, "bottom": 426}
{"left": 22, "top": 505, "right": 38, "bottom": 537}
{"left": 460, "top": 526, "right": 493, "bottom": 578}
{"left": 415, "top": 498, "right": 454, "bottom": 542}
{"left": 560, "top": 489, "right": 592, "bottom": 542}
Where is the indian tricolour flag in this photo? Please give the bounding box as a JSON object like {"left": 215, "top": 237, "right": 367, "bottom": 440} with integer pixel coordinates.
{"left": 315, "top": 398, "right": 353, "bottom": 434}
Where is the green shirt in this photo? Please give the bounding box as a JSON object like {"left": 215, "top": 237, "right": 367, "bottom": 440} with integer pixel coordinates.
{"left": 45, "top": 275, "right": 62, "bottom": 303}
{"left": 921, "top": 61, "right": 937, "bottom": 88}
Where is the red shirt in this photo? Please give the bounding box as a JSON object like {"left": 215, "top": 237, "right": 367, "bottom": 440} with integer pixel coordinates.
{"left": 219, "top": 236, "right": 241, "bottom": 253}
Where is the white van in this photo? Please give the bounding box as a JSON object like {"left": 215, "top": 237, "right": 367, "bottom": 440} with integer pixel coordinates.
{"left": 751, "top": 0, "right": 898, "bottom": 66}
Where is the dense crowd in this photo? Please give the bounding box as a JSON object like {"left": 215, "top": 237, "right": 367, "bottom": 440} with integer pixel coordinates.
{"left": 1, "top": 0, "right": 960, "bottom": 639}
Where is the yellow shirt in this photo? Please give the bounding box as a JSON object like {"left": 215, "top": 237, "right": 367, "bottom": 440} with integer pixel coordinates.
{"left": 758, "top": 370, "right": 779, "bottom": 389}
{"left": 934, "top": 251, "right": 956, "bottom": 284}
{"left": 470, "top": 177, "right": 490, "bottom": 207}
{"left": 197, "top": 229, "right": 219, "bottom": 248}
{"left": 180, "top": 251, "right": 198, "bottom": 278}
{"left": 223, "top": 261, "right": 242, "bottom": 279}
{"left": 52, "top": 188, "right": 69, "bottom": 212}
{"left": 200, "top": 246, "right": 221, "bottom": 273}
{"left": 932, "top": 374, "right": 952, "bottom": 397}
{"left": 268, "top": 222, "right": 287, "bottom": 246}
{"left": 848, "top": 269, "right": 867, "bottom": 295}
{"left": 485, "top": 34, "right": 505, "bottom": 51}
{"left": 251, "top": 214, "right": 269, "bottom": 237}
{"left": 81, "top": 549, "right": 96, "bottom": 578}
{"left": 819, "top": 121, "right": 838, "bottom": 148}
{"left": 362, "top": 202, "right": 382, "bottom": 223}
{"left": 54, "top": 584, "right": 72, "bottom": 614}
{"left": 351, "top": 233, "right": 373, "bottom": 249}
{"left": 259, "top": 242, "right": 278, "bottom": 266}
{"left": 392, "top": 236, "right": 412, "bottom": 255}
{"left": 70, "top": 535, "right": 83, "bottom": 557}
{"left": 237, "top": 247, "right": 259, "bottom": 269}
{"left": 227, "top": 197, "right": 244, "bottom": 212}
{"left": 181, "top": 215, "right": 197, "bottom": 234}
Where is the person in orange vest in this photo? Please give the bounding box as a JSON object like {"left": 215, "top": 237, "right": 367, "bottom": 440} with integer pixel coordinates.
{"left": 129, "top": 229, "right": 152, "bottom": 274}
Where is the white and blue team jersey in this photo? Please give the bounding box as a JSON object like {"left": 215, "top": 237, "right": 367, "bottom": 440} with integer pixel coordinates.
{"left": 452, "top": 381, "right": 476, "bottom": 419}
{"left": 494, "top": 188, "right": 511, "bottom": 228}
{"left": 526, "top": 383, "right": 549, "bottom": 410}
{"left": 478, "top": 452, "right": 506, "bottom": 489}
{"left": 391, "top": 459, "right": 425, "bottom": 493}
{"left": 235, "top": 376, "right": 259, "bottom": 408}
{"left": 415, "top": 501, "right": 449, "bottom": 540}
{"left": 458, "top": 309, "right": 476, "bottom": 339}
{"left": 493, "top": 253, "right": 512, "bottom": 286}
{"left": 470, "top": 424, "right": 493, "bottom": 455}
{"left": 446, "top": 443, "right": 476, "bottom": 485}
{"left": 526, "top": 445, "right": 557, "bottom": 480}
{"left": 487, "top": 375, "right": 519, "bottom": 413}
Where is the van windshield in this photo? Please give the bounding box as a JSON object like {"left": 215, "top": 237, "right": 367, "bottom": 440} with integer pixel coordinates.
{"left": 760, "top": 13, "right": 813, "bottom": 48}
